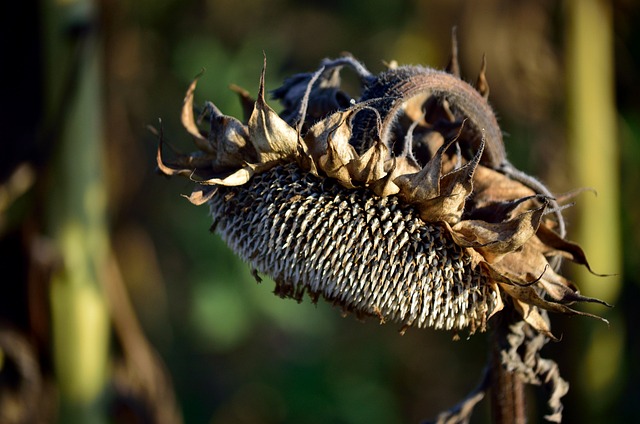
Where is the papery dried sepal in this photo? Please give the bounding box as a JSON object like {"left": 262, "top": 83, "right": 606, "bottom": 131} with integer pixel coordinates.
{"left": 345, "top": 140, "right": 388, "bottom": 184}
{"left": 535, "top": 224, "right": 608, "bottom": 276}
{"left": 248, "top": 57, "right": 300, "bottom": 163}
{"left": 194, "top": 166, "right": 256, "bottom": 187}
{"left": 304, "top": 109, "right": 357, "bottom": 164}
{"left": 451, "top": 202, "right": 546, "bottom": 262}
{"left": 182, "top": 75, "right": 215, "bottom": 153}
{"left": 184, "top": 186, "right": 217, "bottom": 206}
{"left": 229, "top": 84, "right": 255, "bottom": 123}
{"left": 156, "top": 134, "right": 202, "bottom": 178}
{"left": 204, "top": 103, "right": 256, "bottom": 170}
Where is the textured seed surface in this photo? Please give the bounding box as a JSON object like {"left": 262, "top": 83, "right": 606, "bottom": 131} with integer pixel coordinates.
{"left": 210, "top": 163, "right": 498, "bottom": 332}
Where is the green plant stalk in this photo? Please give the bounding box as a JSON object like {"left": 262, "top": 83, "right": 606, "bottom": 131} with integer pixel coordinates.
{"left": 43, "top": 0, "right": 110, "bottom": 422}
{"left": 565, "top": 0, "right": 624, "bottom": 419}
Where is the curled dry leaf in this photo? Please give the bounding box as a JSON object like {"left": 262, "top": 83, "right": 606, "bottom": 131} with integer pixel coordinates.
{"left": 182, "top": 74, "right": 215, "bottom": 154}
{"left": 248, "top": 58, "right": 300, "bottom": 163}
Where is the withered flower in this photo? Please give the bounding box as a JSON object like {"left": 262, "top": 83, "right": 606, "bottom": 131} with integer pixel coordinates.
{"left": 158, "top": 47, "right": 607, "bottom": 422}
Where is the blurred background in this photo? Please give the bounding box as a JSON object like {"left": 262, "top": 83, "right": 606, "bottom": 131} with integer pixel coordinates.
{"left": 1, "top": 0, "right": 639, "bottom": 423}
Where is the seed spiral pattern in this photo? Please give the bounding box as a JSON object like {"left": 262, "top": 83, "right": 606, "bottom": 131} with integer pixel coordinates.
{"left": 211, "top": 163, "right": 498, "bottom": 333}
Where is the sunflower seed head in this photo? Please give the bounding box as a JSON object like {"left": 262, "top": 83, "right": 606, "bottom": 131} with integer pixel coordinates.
{"left": 158, "top": 54, "right": 607, "bottom": 338}
{"left": 210, "top": 163, "right": 498, "bottom": 333}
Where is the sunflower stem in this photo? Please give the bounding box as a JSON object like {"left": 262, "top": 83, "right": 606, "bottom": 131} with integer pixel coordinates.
{"left": 490, "top": 313, "right": 526, "bottom": 424}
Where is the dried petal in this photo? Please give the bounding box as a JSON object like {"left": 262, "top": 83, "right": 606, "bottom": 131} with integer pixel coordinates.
{"left": 182, "top": 75, "right": 215, "bottom": 153}
{"left": 318, "top": 133, "right": 357, "bottom": 186}
{"left": 196, "top": 166, "right": 256, "bottom": 187}
{"left": 346, "top": 139, "right": 388, "bottom": 184}
{"left": 228, "top": 84, "right": 255, "bottom": 123}
{"left": 304, "top": 109, "right": 356, "bottom": 164}
{"left": 535, "top": 224, "right": 605, "bottom": 275}
{"left": 394, "top": 139, "right": 448, "bottom": 204}
{"left": 185, "top": 186, "right": 217, "bottom": 206}
{"left": 205, "top": 103, "right": 256, "bottom": 169}
{"left": 451, "top": 202, "right": 546, "bottom": 262}
{"left": 248, "top": 57, "right": 300, "bottom": 163}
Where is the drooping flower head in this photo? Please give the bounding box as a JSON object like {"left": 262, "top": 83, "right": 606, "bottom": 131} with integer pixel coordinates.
{"left": 158, "top": 55, "right": 604, "bottom": 333}
{"left": 157, "top": 48, "right": 607, "bottom": 421}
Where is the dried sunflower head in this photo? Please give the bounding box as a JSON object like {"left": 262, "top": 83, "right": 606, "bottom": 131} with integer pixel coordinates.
{"left": 158, "top": 54, "right": 606, "bottom": 338}
{"left": 157, "top": 45, "right": 611, "bottom": 421}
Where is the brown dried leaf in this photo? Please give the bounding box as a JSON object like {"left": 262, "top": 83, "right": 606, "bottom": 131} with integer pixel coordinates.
{"left": 346, "top": 139, "right": 388, "bottom": 184}
{"left": 472, "top": 166, "right": 536, "bottom": 206}
{"left": 512, "top": 299, "right": 557, "bottom": 341}
{"left": 498, "top": 281, "right": 608, "bottom": 327}
{"left": 318, "top": 133, "right": 357, "bottom": 187}
{"left": 451, "top": 202, "right": 547, "bottom": 262}
{"left": 418, "top": 190, "right": 468, "bottom": 225}
{"left": 156, "top": 136, "right": 195, "bottom": 177}
{"left": 370, "top": 157, "right": 404, "bottom": 197}
{"left": 184, "top": 186, "right": 217, "bottom": 205}
{"left": 394, "top": 153, "right": 422, "bottom": 176}
{"left": 536, "top": 224, "right": 607, "bottom": 276}
{"left": 210, "top": 114, "right": 255, "bottom": 169}
{"left": 229, "top": 84, "right": 255, "bottom": 123}
{"left": 468, "top": 195, "right": 542, "bottom": 224}
{"left": 304, "top": 109, "right": 355, "bottom": 164}
{"left": 182, "top": 75, "right": 215, "bottom": 153}
{"left": 248, "top": 57, "right": 300, "bottom": 163}
{"left": 537, "top": 271, "right": 611, "bottom": 307}
{"left": 491, "top": 242, "right": 551, "bottom": 283}
{"left": 394, "top": 139, "right": 448, "bottom": 203}
{"left": 420, "top": 137, "right": 484, "bottom": 223}
{"left": 195, "top": 166, "right": 255, "bottom": 187}
{"left": 488, "top": 281, "right": 505, "bottom": 319}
